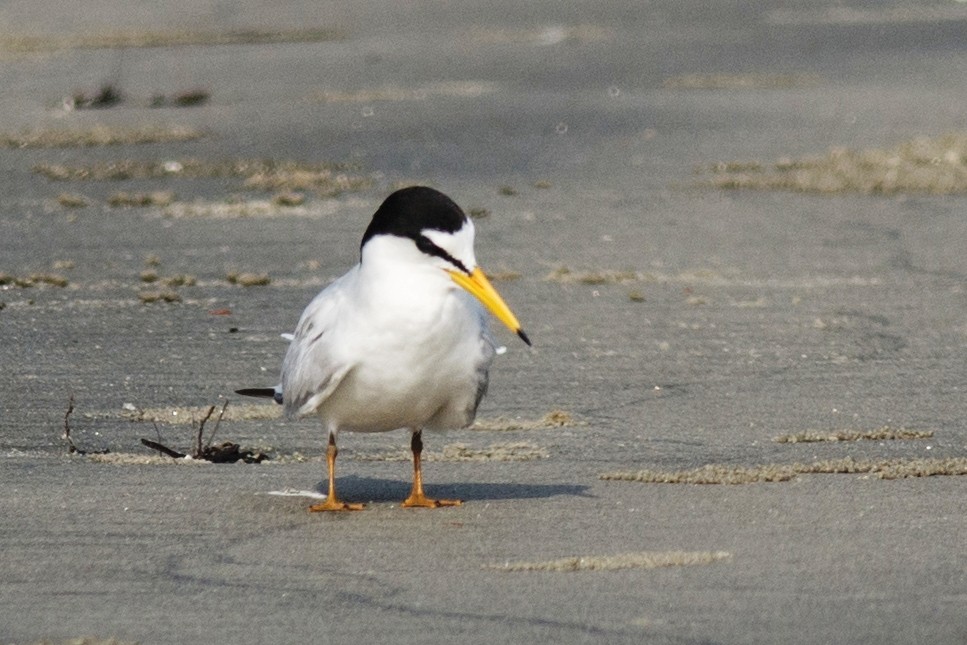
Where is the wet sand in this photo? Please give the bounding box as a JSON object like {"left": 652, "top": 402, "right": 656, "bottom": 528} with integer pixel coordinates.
{"left": 2, "top": 2, "right": 967, "bottom": 644}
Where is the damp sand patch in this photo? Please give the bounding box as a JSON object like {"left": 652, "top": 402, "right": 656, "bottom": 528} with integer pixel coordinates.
{"left": 663, "top": 73, "right": 822, "bottom": 89}
{"left": 242, "top": 168, "right": 372, "bottom": 196}
{"left": 85, "top": 452, "right": 218, "bottom": 465}
{"left": 115, "top": 403, "right": 282, "bottom": 424}
{"left": 697, "top": 133, "right": 967, "bottom": 195}
{"left": 486, "top": 550, "right": 731, "bottom": 573}
{"left": 544, "top": 266, "right": 740, "bottom": 286}
{"left": 0, "top": 28, "right": 344, "bottom": 53}
{"left": 766, "top": 6, "right": 967, "bottom": 27}
{"left": 471, "top": 410, "right": 577, "bottom": 431}
{"left": 20, "top": 639, "right": 139, "bottom": 645}
{"left": 484, "top": 268, "right": 522, "bottom": 282}
{"left": 225, "top": 271, "right": 271, "bottom": 287}
{"left": 138, "top": 290, "right": 182, "bottom": 304}
{"left": 71, "top": 430, "right": 548, "bottom": 467}
{"left": 108, "top": 190, "right": 175, "bottom": 207}
{"left": 545, "top": 267, "right": 641, "bottom": 285}
{"left": 601, "top": 457, "right": 967, "bottom": 484}
{"left": 355, "top": 441, "right": 548, "bottom": 463}
{"left": 773, "top": 427, "right": 934, "bottom": 444}
{"left": 56, "top": 192, "right": 90, "bottom": 208}
{"left": 0, "top": 272, "right": 69, "bottom": 288}
{"left": 115, "top": 409, "right": 578, "bottom": 430}
{"left": 32, "top": 158, "right": 371, "bottom": 196}
{"left": 163, "top": 199, "right": 316, "bottom": 219}
{"left": 469, "top": 24, "right": 610, "bottom": 46}
{"left": 83, "top": 451, "right": 314, "bottom": 466}
{"left": 0, "top": 124, "right": 205, "bottom": 148}
{"left": 57, "top": 194, "right": 320, "bottom": 216}
{"left": 311, "top": 80, "right": 498, "bottom": 103}
{"left": 545, "top": 270, "right": 879, "bottom": 290}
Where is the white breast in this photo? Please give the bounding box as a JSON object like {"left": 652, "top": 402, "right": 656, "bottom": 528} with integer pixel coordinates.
{"left": 290, "top": 235, "right": 496, "bottom": 434}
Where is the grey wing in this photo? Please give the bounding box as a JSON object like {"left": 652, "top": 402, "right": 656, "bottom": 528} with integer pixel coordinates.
{"left": 280, "top": 275, "right": 355, "bottom": 419}
{"left": 470, "top": 296, "right": 499, "bottom": 417}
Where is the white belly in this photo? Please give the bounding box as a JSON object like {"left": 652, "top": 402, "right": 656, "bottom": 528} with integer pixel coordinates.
{"left": 319, "top": 294, "right": 491, "bottom": 433}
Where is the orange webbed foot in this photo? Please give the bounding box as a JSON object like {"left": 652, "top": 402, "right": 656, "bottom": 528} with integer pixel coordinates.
{"left": 308, "top": 498, "right": 366, "bottom": 512}
{"left": 401, "top": 493, "right": 463, "bottom": 509}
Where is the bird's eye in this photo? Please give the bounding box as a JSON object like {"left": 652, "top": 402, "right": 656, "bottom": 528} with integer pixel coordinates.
{"left": 415, "top": 235, "right": 439, "bottom": 256}
{"left": 416, "top": 235, "right": 470, "bottom": 274}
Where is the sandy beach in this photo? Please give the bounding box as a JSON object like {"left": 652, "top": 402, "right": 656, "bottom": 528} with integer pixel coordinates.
{"left": 2, "top": 2, "right": 966, "bottom": 643}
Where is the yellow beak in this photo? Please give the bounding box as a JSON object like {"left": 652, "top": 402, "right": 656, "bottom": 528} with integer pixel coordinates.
{"left": 448, "top": 267, "right": 531, "bottom": 346}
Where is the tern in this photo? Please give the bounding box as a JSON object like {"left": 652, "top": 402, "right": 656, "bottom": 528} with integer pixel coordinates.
{"left": 238, "top": 186, "right": 530, "bottom": 511}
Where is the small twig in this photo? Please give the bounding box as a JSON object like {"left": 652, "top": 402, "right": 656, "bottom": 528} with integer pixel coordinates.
{"left": 138, "top": 399, "right": 267, "bottom": 463}
{"left": 63, "top": 393, "right": 79, "bottom": 454}
{"left": 62, "top": 394, "right": 109, "bottom": 455}
{"left": 140, "top": 438, "right": 186, "bottom": 459}
{"left": 194, "top": 405, "right": 216, "bottom": 458}
{"left": 141, "top": 421, "right": 186, "bottom": 459}
{"left": 205, "top": 400, "right": 230, "bottom": 450}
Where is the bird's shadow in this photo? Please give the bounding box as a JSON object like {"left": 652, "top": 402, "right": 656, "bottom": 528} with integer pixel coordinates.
{"left": 316, "top": 476, "right": 592, "bottom": 503}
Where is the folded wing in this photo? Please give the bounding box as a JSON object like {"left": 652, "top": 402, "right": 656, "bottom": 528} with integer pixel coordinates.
{"left": 281, "top": 273, "right": 356, "bottom": 419}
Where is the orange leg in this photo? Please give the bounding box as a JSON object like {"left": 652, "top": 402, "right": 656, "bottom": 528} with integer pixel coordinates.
{"left": 401, "top": 430, "right": 462, "bottom": 508}
{"left": 308, "top": 432, "right": 364, "bottom": 512}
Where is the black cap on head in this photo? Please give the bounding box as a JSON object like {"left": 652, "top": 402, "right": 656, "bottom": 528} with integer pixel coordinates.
{"left": 361, "top": 186, "right": 467, "bottom": 254}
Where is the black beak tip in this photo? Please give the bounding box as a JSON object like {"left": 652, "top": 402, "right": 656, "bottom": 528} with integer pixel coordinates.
{"left": 517, "top": 329, "right": 532, "bottom": 347}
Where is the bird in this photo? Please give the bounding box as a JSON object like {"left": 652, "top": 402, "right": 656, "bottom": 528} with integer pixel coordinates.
{"left": 237, "top": 186, "right": 530, "bottom": 511}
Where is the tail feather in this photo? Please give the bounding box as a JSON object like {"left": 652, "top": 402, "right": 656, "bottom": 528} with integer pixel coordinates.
{"left": 235, "top": 387, "right": 283, "bottom": 405}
